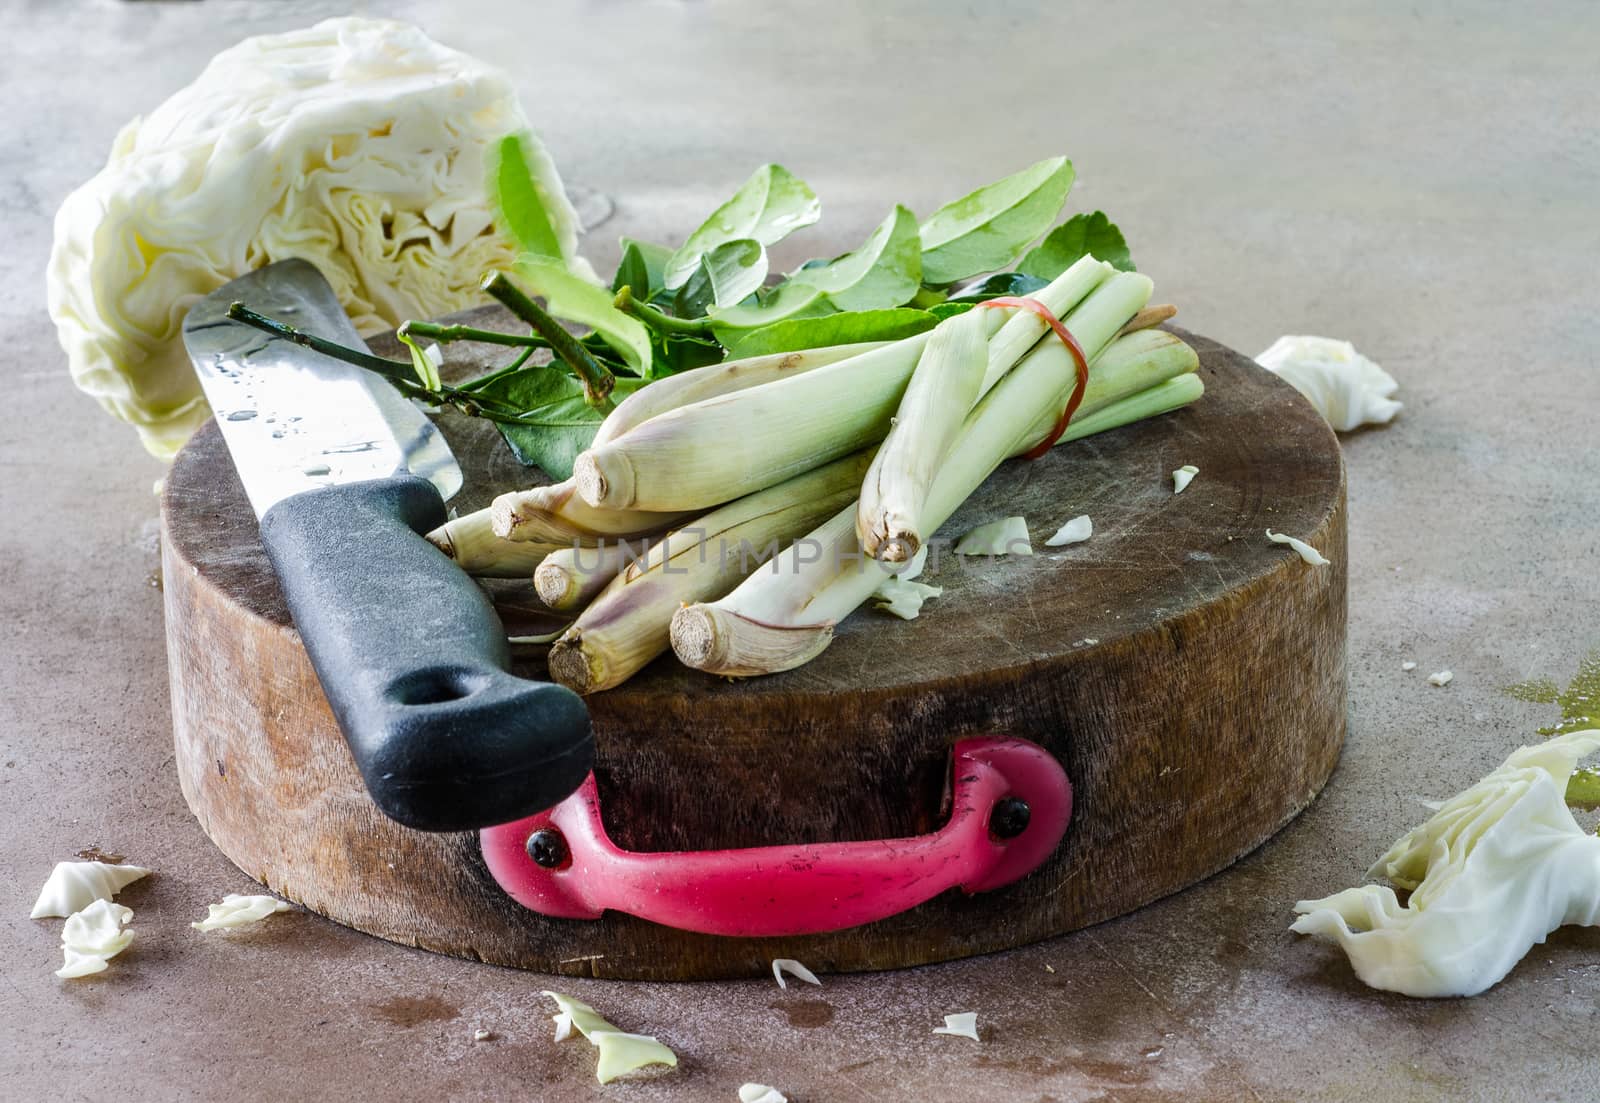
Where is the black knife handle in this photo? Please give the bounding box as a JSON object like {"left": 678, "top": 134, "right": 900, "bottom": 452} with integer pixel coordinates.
{"left": 259, "top": 474, "right": 593, "bottom": 832}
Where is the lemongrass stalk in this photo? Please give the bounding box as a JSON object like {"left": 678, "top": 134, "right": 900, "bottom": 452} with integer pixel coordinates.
{"left": 573, "top": 338, "right": 928, "bottom": 510}
{"left": 1056, "top": 372, "right": 1204, "bottom": 444}
{"left": 534, "top": 542, "right": 642, "bottom": 611}
{"left": 672, "top": 275, "right": 1189, "bottom": 674}
{"left": 856, "top": 308, "right": 989, "bottom": 562}
{"left": 491, "top": 344, "right": 882, "bottom": 543}
{"left": 546, "top": 451, "right": 874, "bottom": 694}
{"left": 425, "top": 511, "right": 559, "bottom": 578}
{"left": 491, "top": 480, "right": 686, "bottom": 544}
{"left": 978, "top": 255, "right": 1112, "bottom": 394}
{"left": 596, "top": 342, "right": 887, "bottom": 445}
{"left": 574, "top": 261, "right": 1113, "bottom": 513}
{"left": 669, "top": 504, "right": 860, "bottom": 675}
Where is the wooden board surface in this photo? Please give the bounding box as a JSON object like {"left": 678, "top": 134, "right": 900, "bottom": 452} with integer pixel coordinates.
{"left": 160, "top": 316, "right": 1347, "bottom": 979}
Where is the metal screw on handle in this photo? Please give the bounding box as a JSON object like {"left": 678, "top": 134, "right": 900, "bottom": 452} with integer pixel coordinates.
{"left": 989, "top": 796, "right": 1032, "bottom": 839}
{"left": 526, "top": 828, "right": 570, "bottom": 869}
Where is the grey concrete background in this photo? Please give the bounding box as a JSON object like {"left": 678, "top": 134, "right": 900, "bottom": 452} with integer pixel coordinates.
{"left": 3, "top": 1, "right": 1598, "bottom": 1099}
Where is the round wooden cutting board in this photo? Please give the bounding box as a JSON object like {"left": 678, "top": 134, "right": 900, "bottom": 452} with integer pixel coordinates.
{"left": 160, "top": 316, "right": 1346, "bottom": 980}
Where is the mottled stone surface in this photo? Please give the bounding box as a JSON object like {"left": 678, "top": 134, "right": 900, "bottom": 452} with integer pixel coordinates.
{"left": 3, "top": 2, "right": 1597, "bottom": 1100}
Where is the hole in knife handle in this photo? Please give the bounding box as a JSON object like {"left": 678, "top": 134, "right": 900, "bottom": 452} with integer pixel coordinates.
{"left": 387, "top": 666, "right": 492, "bottom": 707}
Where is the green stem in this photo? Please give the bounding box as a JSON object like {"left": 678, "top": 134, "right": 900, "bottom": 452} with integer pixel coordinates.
{"left": 613, "top": 285, "right": 715, "bottom": 337}
{"left": 481, "top": 272, "right": 615, "bottom": 407}
{"left": 225, "top": 302, "right": 526, "bottom": 421}
{"left": 455, "top": 346, "right": 539, "bottom": 395}
{"left": 228, "top": 302, "right": 419, "bottom": 385}
{"left": 398, "top": 319, "right": 546, "bottom": 349}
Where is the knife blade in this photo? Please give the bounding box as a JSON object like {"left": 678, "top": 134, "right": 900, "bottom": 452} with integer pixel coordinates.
{"left": 182, "top": 259, "right": 593, "bottom": 832}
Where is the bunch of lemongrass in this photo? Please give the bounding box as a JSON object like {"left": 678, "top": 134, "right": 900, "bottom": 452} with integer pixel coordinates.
{"left": 570, "top": 258, "right": 1115, "bottom": 514}
{"left": 670, "top": 273, "right": 1206, "bottom": 676}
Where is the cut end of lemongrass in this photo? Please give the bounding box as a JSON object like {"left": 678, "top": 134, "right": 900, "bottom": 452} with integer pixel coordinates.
{"left": 877, "top": 532, "right": 919, "bottom": 564}
{"left": 573, "top": 449, "right": 631, "bottom": 509}
{"left": 425, "top": 526, "right": 456, "bottom": 559}
{"left": 535, "top": 545, "right": 630, "bottom": 612}
{"left": 489, "top": 494, "right": 527, "bottom": 541}
{"left": 534, "top": 559, "right": 582, "bottom": 610}
{"left": 548, "top": 634, "right": 605, "bottom": 695}
{"left": 425, "top": 510, "right": 556, "bottom": 578}
{"left": 859, "top": 513, "right": 919, "bottom": 564}
{"left": 670, "top": 604, "right": 834, "bottom": 677}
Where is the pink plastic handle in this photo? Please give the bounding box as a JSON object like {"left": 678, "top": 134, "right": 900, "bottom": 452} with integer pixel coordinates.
{"left": 480, "top": 736, "right": 1071, "bottom": 938}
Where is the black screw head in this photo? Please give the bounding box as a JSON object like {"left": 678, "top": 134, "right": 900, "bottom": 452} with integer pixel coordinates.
{"left": 526, "top": 827, "right": 569, "bottom": 869}
{"left": 989, "top": 796, "right": 1032, "bottom": 839}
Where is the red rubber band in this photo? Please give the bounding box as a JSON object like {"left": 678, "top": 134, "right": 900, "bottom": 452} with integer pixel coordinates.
{"left": 977, "top": 296, "right": 1090, "bottom": 460}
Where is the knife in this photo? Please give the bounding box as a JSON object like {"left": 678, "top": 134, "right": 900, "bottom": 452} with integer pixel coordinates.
{"left": 182, "top": 259, "right": 593, "bottom": 832}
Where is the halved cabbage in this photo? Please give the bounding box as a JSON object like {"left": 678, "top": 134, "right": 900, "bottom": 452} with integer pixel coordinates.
{"left": 47, "top": 17, "right": 587, "bottom": 457}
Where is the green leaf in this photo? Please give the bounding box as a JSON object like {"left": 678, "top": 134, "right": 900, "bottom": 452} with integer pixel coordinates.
{"left": 787, "top": 205, "right": 923, "bottom": 311}
{"left": 664, "top": 164, "right": 821, "bottom": 289}
{"left": 724, "top": 308, "right": 940, "bottom": 359}
{"left": 707, "top": 280, "right": 833, "bottom": 342}
{"left": 513, "top": 256, "right": 652, "bottom": 376}
{"left": 944, "top": 271, "right": 1050, "bottom": 303}
{"left": 928, "top": 302, "right": 977, "bottom": 320}
{"left": 673, "top": 262, "right": 716, "bottom": 320}
{"left": 918, "top": 156, "right": 1075, "bottom": 286}
{"left": 488, "top": 132, "right": 565, "bottom": 261}
{"left": 1017, "top": 211, "right": 1135, "bottom": 278}
{"left": 652, "top": 333, "right": 725, "bottom": 376}
{"left": 612, "top": 238, "right": 673, "bottom": 299}
{"left": 476, "top": 365, "right": 644, "bottom": 477}
{"left": 704, "top": 206, "right": 922, "bottom": 339}
{"left": 701, "top": 238, "right": 769, "bottom": 308}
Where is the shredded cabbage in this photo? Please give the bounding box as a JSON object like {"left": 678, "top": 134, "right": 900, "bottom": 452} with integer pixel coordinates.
{"left": 47, "top": 17, "right": 587, "bottom": 457}
{"left": 932, "top": 1012, "right": 980, "bottom": 1040}
{"left": 1266, "top": 528, "right": 1329, "bottom": 566}
{"left": 770, "top": 958, "right": 822, "bottom": 989}
{"left": 56, "top": 899, "right": 135, "bottom": 979}
{"left": 1292, "top": 729, "right": 1600, "bottom": 996}
{"left": 543, "top": 991, "right": 677, "bottom": 1084}
{"left": 192, "top": 893, "right": 292, "bottom": 931}
{"left": 1256, "top": 335, "right": 1400, "bottom": 432}
{"left": 1045, "top": 514, "right": 1092, "bottom": 546}
{"left": 871, "top": 546, "right": 942, "bottom": 620}
{"left": 31, "top": 861, "right": 150, "bottom": 919}
{"left": 739, "top": 1085, "right": 788, "bottom": 1103}
{"left": 954, "top": 517, "right": 1032, "bottom": 556}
